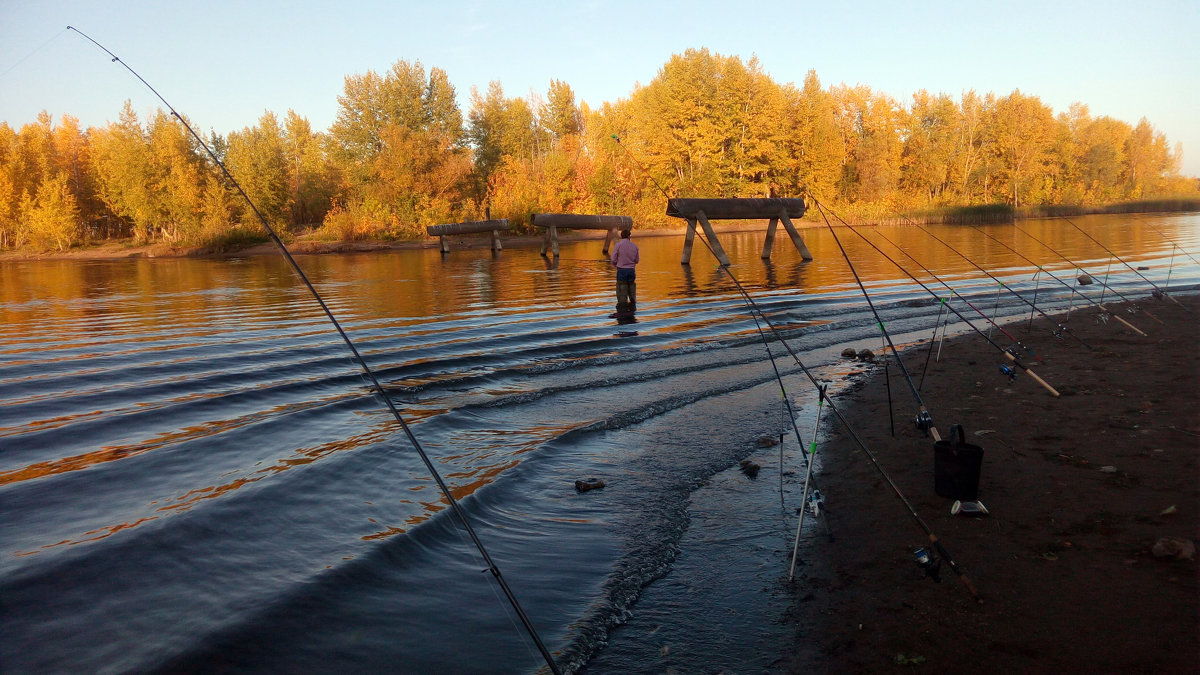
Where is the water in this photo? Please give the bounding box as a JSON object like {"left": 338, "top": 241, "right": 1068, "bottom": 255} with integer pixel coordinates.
{"left": 2, "top": 214, "right": 1198, "bottom": 673}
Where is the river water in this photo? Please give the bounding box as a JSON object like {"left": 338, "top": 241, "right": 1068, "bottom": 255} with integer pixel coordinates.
{"left": 2, "top": 213, "right": 1198, "bottom": 674}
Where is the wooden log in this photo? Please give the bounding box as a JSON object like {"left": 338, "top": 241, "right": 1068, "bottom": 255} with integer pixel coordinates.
{"left": 530, "top": 213, "right": 633, "bottom": 230}
{"left": 426, "top": 219, "right": 510, "bottom": 236}
{"left": 666, "top": 198, "right": 806, "bottom": 220}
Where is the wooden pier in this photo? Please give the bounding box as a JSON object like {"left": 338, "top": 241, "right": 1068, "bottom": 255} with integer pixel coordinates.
{"left": 530, "top": 213, "right": 635, "bottom": 258}
{"left": 666, "top": 198, "right": 811, "bottom": 266}
{"left": 426, "top": 219, "right": 510, "bottom": 253}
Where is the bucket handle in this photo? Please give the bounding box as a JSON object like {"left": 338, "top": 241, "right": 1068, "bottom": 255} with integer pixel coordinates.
{"left": 949, "top": 424, "right": 966, "bottom": 446}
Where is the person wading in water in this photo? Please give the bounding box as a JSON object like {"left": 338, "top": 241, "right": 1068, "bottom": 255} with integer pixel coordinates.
{"left": 609, "top": 228, "right": 639, "bottom": 318}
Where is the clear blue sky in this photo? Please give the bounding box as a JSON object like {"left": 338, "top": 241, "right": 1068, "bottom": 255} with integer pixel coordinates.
{"left": 3, "top": 0, "right": 1198, "bottom": 175}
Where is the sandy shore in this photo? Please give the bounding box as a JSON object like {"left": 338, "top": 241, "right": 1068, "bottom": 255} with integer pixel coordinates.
{"left": 785, "top": 294, "right": 1199, "bottom": 673}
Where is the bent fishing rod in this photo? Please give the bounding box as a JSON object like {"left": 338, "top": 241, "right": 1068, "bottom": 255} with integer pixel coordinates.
{"left": 606, "top": 137, "right": 982, "bottom": 601}
{"left": 1011, "top": 222, "right": 1165, "bottom": 326}
{"left": 968, "top": 225, "right": 1148, "bottom": 337}
{"left": 1056, "top": 216, "right": 1193, "bottom": 312}
{"left": 867, "top": 225, "right": 1052, "bottom": 362}
{"left": 910, "top": 223, "right": 1092, "bottom": 351}
{"left": 811, "top": 202, "right": 941, "bottom": 440}
{"left": 67, "top": 26, "right": 563, "bottom": 674}
{"left": 812, "top": 199, "right": 1060, "bottom": 399}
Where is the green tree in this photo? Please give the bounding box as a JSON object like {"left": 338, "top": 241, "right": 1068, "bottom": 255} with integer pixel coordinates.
{"left": 543, "top": 79, "right": 581, "bottom": 140}
{"left": 226, "top": 111, "right": 291, "bottom": 230}
{"left": 88, "top": 103, "right": 157, "bottom": 242}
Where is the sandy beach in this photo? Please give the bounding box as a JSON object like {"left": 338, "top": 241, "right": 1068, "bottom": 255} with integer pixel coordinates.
{"left": 785, "top": 294, "right": 1199, "bottom": 673}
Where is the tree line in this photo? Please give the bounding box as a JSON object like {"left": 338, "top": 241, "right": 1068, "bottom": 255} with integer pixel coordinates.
{"left": 1, "top": 47, "right": 1194, "bottom": 251}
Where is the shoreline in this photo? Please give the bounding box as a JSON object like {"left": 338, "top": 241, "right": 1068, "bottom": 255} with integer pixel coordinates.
{"left": 0, "top": 222, "right": 775, "bottom": 263}
{"left": 785, "top": 295, "right": 1199, "bottom": 672}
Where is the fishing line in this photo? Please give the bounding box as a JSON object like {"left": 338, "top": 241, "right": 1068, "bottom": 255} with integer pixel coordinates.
{"left": 66, "top": 26, "right": 562, "bottom": 674}
{"left": 812, "top": 201, "right": 938, "bottom": 437}
{"left": 868, "top": 226, "right": 1051, "bottom": 361}
{"left": 813, "top": 199, "right": 1060, "bottom": 398}
{"left": 1011, "top": 223, "right": 1165, "bottom": 326}
{"left": 911, "top": 223, "right": 1090, "bottom": 350}
{"left": 917, "top": 296, "right": 949, "bottom": 390}
{"left": 0, "top": 28, "right": 67, "bottom": 81}
{"left": 1143, "top": 221, "right": 1200, "bottom": 267}
{"left": 608, "top": 137, "right": 981, "bottom": 602}
{"left": 968, "top": 225, "right": 1148, "bottom": 336}
{"left": 1057, "top": 216, "right": 1192, "bottom": 312}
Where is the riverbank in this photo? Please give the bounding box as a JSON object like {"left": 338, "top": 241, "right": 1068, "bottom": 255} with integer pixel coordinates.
{"left": 785, "top": 295, "right": 1199, "bottom": 673}
{"left": 0, "top": 224, "right": 713, "bottom": 262}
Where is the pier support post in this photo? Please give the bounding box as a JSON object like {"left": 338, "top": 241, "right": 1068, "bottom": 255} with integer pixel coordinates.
{"left": 762, "top": 217, "right": 778, "bottom": 259}
{"left": 780, "top": 213, "right": 814, "bottom": 261}
{"left": 696, "top": 211, "right": 732, "bottom": 266}
{"left": 681, "top": 218, "right": 697, "bottom": 265}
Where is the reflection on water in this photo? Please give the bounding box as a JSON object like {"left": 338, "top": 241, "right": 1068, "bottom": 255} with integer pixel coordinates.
{"left": 1, "top": 213, "right": 1198, "bottom": 673}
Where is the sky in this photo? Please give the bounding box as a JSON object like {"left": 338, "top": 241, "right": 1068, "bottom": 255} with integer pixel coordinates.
{"left": 2, "top": 0, "right": 1198, "bottom": 175}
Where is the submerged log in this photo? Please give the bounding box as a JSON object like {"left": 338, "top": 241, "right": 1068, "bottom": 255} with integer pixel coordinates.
{"left": 666, "top": 198, "right": 806, "bottom": 220}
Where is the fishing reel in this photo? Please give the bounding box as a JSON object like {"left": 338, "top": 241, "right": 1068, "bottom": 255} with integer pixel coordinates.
{"left": 914, "top": 410, "right": 934, "bottom": 435}
{"left": 807, "top": 488, "right": 825, "bottom": 517}
{"left": 1052, "top": 324, "right": 1067, "bottom": 340}
{"left": 998, "top": 362, "right": 1017, "bottom": 382}
{"left": 913, "top": 547, "right": 942, "bottom": 583}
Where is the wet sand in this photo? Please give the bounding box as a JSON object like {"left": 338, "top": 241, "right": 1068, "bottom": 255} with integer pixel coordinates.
{"left": 786, "top": 294, "right": 1199, "bottom": 673}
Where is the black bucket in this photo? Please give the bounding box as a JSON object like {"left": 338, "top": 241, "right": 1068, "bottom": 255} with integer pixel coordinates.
{"left": 934, "top": 424, "right": 983, "bottom": 500}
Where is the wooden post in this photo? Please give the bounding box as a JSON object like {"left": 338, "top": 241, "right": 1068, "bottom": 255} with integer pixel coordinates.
{"left": 439, "top": 235, "right": 449, "bottom": 253}
{"left": 491, "top": 229, "right": 502, "bottom": 251}
{"left": 779, "top": 213, "right": 814, "bottom": 261}
{"left": 696, "top": 211, "right": 732, "bottom": 266}
{"left": 547, "top": 226, "right": 559, "bottom": 258}
{"left": 681, "top": 218, "right": 697, "bottom": 265}
{"left": 762, "top": 217, "right": 779, "bottom": 259}
{"left": 602, "top": 227, "right": 618, "bottom": 256}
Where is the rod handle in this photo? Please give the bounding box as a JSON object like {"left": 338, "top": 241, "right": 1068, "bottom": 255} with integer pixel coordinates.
{"left": 1006, "top": 353, "right": 1060, "bottom": 397}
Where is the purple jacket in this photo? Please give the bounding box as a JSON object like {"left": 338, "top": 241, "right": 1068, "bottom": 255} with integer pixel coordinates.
{"left": 610, "top": 239, "right": 639, "bottom": 269}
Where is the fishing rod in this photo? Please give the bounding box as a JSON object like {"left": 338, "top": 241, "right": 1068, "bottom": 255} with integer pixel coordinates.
{"left": 867, "top": 226, "right": 1053, "bottom": 361}
{"left": 67, "top": 26, "right": 563, "bottom": 674}
{"left": 744, "top": 293, "right": 834, "bottom": 543}
{"left": 691, "top": 224, "right": 982, "bottom": 602}
{"left": 968, "top": 226, "right": 1148, "bottom": 337}
{"left": 910, "top": 223, "right": 1092, "bottom": 350}
{"left": 812, "top": 204, "right": 940, "bottom": 439}
{"left": 609, "top": 137, "right": 983, "bottom": 603}
{"left": 812, "top": 200, "right": 1060, "bottom": 398}
{"left": 684, "top": 210, "right": 980, "bottom": 599}
{"left": 1056, "top": 216, "right": 1192, "bottom": 311}
{"left": 1011, "top": 223, "right": 1165, "bottom": 325}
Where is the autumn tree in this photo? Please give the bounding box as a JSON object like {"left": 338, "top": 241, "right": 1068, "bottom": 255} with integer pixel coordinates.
{"left": 21, "top": 174, "right": 80, "bottom": 251}
{"left": 987, "top": 90, "right": 1056, "bottom": 207}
